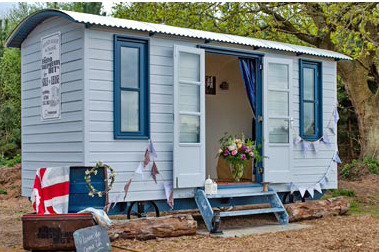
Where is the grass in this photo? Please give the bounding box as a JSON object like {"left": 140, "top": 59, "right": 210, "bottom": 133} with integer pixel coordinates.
{"left": 0, "top": 187, "right": 7, "bottom": 195}
{"left": 323, "top": 188, "right": 379, "bottom": 218}
{"left": 348, "top": 200, "right": 379, "bottom": 218}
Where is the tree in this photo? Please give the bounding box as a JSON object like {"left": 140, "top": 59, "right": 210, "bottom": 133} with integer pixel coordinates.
{"left": 113, "top": 3, "right": 379, "bottom": 160}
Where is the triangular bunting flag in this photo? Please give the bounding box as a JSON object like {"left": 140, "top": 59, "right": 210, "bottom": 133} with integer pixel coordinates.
{"left": 307, "top": 187, "right": 315, "bottom": 198}
{"left": 301, "top": 141, "right": 310, "bottom": 156}
{"left": 314, "top": 183, "right": 322, "bottom": 194}
{"left": 312, "top": 141, "right": 320, "bottom": 153}
{"left": 322, "top": 132, "right": 331, "bottom": 146}
{"left": 135, "top": 162, "right": 144, "bottom": 179}
{"left": 164, "top": 182, "right": 174, "bottom": 209}
{"left": 123, "top": 178, "right": 132, "bottom": 201}
{"left": 289, "top": 182, "right": 297, "bottom": 194}
{"left": 333, "top": 107, "right": 340, "bottom": 124}
{"left": 294, "top": 136, "right": 302, "bottom": 145}
{"left": 149, "top": 140, "right": 158, "bottom": 159}
{"left": 144, "top": 149, "right": 150, "bottom": 167}
{"left": 333, "top": 151, "right": 342, "bottom": 164}
{"left": 328, "top": 126, "right": 336, "bottom": 135}
{"left": 151, "top": 161, "right": 160, "bottom": 184}
{"left": 168, "top": 191, "right": 174, "bottom": 209}
{"left": 320, "top": 177, "right": 327, "bottom": 187}
{"left": 299, "top": 186, "right": 307, "bottom": 198}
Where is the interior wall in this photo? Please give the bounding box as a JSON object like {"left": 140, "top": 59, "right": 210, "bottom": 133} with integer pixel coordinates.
{"left": 205, "top": 53, "right": 254, "bottom": 179}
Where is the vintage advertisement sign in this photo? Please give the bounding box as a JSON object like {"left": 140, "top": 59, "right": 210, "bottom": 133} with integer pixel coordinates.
{"left": 41, "top": 32, "right": 61, "bottom": 120}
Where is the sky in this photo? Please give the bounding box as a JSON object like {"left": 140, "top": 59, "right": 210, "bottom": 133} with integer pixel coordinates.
{"left": 0, "top": 1, "right": 116, "bottom": 18}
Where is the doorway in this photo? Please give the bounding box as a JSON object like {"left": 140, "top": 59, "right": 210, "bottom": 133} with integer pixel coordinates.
{"left": 204, "top": 52, "right": 261, "bottom": 184}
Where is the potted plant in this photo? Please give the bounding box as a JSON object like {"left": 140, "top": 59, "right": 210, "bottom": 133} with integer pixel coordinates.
{"left": 218, "top": 134, "right": 262, "bottom": 182}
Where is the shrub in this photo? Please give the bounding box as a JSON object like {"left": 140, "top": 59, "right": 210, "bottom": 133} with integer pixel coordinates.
{"left": 339, "top": 158, "right": 379, "bottom": 180}
{"left": 331, "top": 188, "right": 355, "bottom": 197}
{"left": 0, "top": 153, "right": 21, "bottom": 167}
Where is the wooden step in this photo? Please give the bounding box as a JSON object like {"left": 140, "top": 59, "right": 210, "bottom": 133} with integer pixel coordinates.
{"left": 206, "top": 191, "right": 275, "bottom": 199}
{"left": 218, "top": 207, "right": 285, "bottom": 217}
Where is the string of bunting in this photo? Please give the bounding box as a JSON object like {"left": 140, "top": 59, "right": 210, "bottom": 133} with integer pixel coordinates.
{"left": 105, "top": 140, "right": 174, "bottom": 212}
{"left": 289, "top": 105, "right": 342, "bottom": 198}
{"left": 292, "top": 105, "right": 340, "bottom": 156}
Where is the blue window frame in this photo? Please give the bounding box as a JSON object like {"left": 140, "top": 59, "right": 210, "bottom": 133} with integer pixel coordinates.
{"left": 114, "top": 35, "right": 149, "bottom": 139}
{"left": 299, "top": 59, "right": 322, "bottom": 141}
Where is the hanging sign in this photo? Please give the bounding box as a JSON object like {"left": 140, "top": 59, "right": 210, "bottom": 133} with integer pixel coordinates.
{"left": 41, "top": 32, "right": 61, "bottom": 120}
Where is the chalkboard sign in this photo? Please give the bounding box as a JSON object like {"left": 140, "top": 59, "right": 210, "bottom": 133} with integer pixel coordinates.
{"left": 73, "top": 225, "right": 111, "bottom": 252}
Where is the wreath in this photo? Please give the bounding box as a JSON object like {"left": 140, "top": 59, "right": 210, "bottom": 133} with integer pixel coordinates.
{"left": 84, "top": 161, "right": 116, "bottom": 197}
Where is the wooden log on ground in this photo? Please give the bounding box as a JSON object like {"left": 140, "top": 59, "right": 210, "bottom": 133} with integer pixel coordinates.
{"left": 285, "top": 196, "right": 350, "bottom": 222}
{"left": 109, "top": 214, "right": 197, "bottom": 241}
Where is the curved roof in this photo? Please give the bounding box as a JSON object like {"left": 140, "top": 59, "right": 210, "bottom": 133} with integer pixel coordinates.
{"left": 5, "top": 9, "right": 351, "bottom": 60}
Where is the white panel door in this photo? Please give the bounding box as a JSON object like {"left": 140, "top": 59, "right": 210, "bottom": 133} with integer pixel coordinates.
{"left": 263, "top": 57, "right": 293, "bottom": 183}
{"left": 173, "top": 45, "right": 205, "bottom": 188}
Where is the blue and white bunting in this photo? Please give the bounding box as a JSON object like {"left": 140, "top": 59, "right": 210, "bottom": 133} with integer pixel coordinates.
{"left": 333, "top": 107, "right": 340, "bottom": 124}
{"left": 299, "top": 187, "right": 307, "bottom": 198}
{"left": 149, "top": 140, "right": 158, "bottom": 159}
{"left": 290, "top": 182, "right": 297, "bottom": 194}
{"left": 314, "top": 183, "right": 322, "bottom": 194}
{"left": 333, "top": 151, "right": 342, "bottom": 164}
{"left": 135, "top": 162, "right": 144, "bottom": 179}
{"left": 312, "top": 141, "right": 320, "bottom": 153}
{"left": 307, "top": 187, "right": 314, "bottom": 198}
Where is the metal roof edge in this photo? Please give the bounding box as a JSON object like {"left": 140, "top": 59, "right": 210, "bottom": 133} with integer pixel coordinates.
{"left": 5, "top": 9, "right": 352, "bottom": 61}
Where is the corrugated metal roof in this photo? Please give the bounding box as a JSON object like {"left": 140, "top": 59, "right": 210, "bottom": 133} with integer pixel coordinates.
{"left": 6, "top": 9, "right": 351, "bottom": 60}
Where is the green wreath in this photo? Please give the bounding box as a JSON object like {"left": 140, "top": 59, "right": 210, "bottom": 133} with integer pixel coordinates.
{"left": 84, "top": 161, "right": 116, "bottom": 197}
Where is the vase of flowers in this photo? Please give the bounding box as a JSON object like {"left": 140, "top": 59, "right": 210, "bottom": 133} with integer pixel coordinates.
{"left": 218, "top": 133, "right": 261, "bottom": 182}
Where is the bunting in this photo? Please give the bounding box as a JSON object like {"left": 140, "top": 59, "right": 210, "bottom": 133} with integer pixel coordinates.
{"left": 288, "top": 150, "right": 340, "bottom": 199}
{"left": 144, "top": 149, "right": 151, "bottom": 167}
{"left": 293, "top": 105, "right": 339, "bottom": 156}
{"left": 109, "top": 140, "right": 174, "bottom": 209}
{"left": 135, "top": 162, "right": 144, "bottom": 179}
{"left": 149, "top": 140, "right": 158, "bottom": 159}
{"left": 164, "top": 182, "right": 174, "bottom": 209}
{"left": 123, "top": 178, "right": 132, "bottom": 201}
{"left": 151, "top": 161, "right": 160, "bottom": 184}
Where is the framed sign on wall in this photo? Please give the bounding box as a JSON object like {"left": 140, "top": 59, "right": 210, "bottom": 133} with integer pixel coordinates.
{"left": 41, "top": 32, "right": 61, "bottom": 120}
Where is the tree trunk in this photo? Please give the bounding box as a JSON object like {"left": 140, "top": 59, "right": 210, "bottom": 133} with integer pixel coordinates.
{"left": 338, "top": 59, "right": 379, "bottom": 160}
{"left": 108, "top": 214, "right": 197, "bottom": 241}
{"left": 285, "top": 197, "right": 350, "bottom": 222}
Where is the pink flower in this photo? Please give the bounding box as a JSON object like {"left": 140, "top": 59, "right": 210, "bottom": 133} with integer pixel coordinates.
{"left": 245, "top": 148, "right": 251, "bottom": 153}
{"left": 223, "top": 150, "right": 230, "bottom": 156}
{"left": 241, "top": 154, "right": 246, "bottom": 159}
{"left": 231, "top": 150, "right": 237, "bottom": 156}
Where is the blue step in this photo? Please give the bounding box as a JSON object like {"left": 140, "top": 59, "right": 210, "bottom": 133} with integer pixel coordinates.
{"left": 206, "top": 191, "right": 275, "bottom": 199}
{"left": 194, "top": 188, "right": 289, "bottom": 233}
{"left": 218, "top": 207, "right": 285, "bottom": 217}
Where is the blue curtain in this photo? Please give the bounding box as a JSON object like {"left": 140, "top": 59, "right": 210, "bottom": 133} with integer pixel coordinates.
{"left": 239, "top": 58, "right": 256, "bottom": 114}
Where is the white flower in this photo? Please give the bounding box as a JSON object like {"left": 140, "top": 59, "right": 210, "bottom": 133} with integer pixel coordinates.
{"left": 228, "top": 144, "right": 236, "bottom": 151}
{"left": 98, "top": 192, "right": 103, "bottom": 197}
{"left": 85, "top": 170, "right": 90, "bottom": 175}
{"left": 88, "top": 191, "right": 94, "bottom": 197}
{"left": 96, "top": 160, "right": 104, "bottom": 167}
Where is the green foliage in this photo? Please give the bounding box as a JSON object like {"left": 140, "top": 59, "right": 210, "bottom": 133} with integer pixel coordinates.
{"left": 340, "top": 158, "right": 379, "bottom": 180}
{"left": 0, "top": 154, "right": 21, "bottom": 167}
{"left": 46, "top": 2, "right": 104, "bottom": 15}
{"left": 0, "top": 187, "right": 7, "bottom": 195}
{"left": 330, "top": 188, "right": 355, "bottom": 197}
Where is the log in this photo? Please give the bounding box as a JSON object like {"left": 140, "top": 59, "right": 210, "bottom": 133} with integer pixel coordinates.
{"left": 109, "top": 214, "right": 197, "bottom": 241}
{"left": 285, "top": 196, "right": 350, "bottom": 222}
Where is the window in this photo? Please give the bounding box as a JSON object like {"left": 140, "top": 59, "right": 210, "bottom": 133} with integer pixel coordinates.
{"left": 114, "top": 35, "right": 149, "bottom": 139}
{"left": 268, "top": 63, "right": 290, "bottom": 143}
{"left": 299, "top": 59, "right": 322, "bottom": 141}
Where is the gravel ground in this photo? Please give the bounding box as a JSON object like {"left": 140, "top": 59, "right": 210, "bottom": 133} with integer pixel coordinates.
{"left": 0, "top": 166, "right": 378, "bottom": 252}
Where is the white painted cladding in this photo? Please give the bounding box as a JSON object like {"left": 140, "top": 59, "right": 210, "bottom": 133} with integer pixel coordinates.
{"left": 21, "top": 17, "right": 338, "bottom": 200}
{"left": 21, "top": 17, "right": 85, "bottom": 196}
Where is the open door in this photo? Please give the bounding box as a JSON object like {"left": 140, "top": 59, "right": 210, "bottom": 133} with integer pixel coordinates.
{"left": 173, "top": 45, "right": 205, "bottom": 188}
{"left": 263, "top": 57, "right": 293, "bottom": 183}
